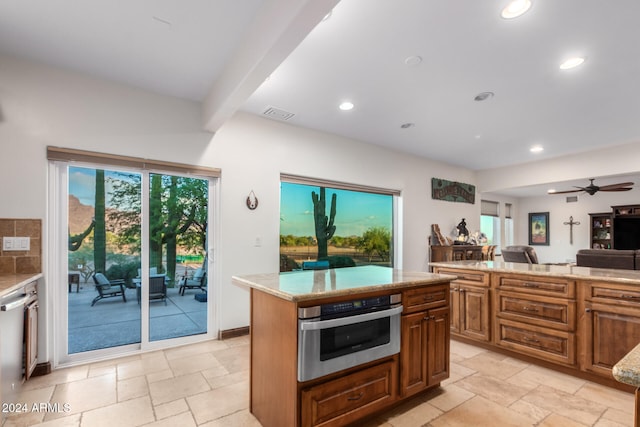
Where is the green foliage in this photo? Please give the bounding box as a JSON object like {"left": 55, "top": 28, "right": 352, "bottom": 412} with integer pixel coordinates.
{"left": 94, "top": 169, "right": 106, "bottom": 273}
{"left": 105, "top": 259, "right": 140, "bottom": 287}
{"left": 311, "top": 188, "right": 337, "bottom": 259}
{"left": 357, "top": 227, "right": 391, "bottom": 262}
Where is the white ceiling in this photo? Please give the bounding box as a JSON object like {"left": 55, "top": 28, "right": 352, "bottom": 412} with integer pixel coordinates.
{"left": 2, "top": 0, "right": 640, "bottom": 194}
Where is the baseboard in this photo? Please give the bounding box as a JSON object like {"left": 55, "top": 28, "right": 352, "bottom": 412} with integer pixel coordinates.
{"left": 31, "top": 362, "right": 52, "bottom": 377}
{"left": 219, "top": 326, "right": 250, "bottom": 340}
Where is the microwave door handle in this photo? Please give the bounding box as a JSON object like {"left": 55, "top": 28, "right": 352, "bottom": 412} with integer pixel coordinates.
{"left": 299, "top": 305, "right": 403, "bottom": 331}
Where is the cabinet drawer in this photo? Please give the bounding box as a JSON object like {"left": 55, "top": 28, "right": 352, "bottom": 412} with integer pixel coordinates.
{"left": 582, "top": 281, "right": 640, "bottom": 307}
{"left": 434, "top": 268, "right": 489, "bottom": 287}
{"left": 301, "top": 360, "right": 397, "bottom": 427}
{"left": 496, "top": 275, "right": 575, "bottom": 298}
{"left": 495, "top": 291, "right": 575, "bottom": 331}
{"left": 403, "top": 284, "right": 449, "bottom": 314}
{"left": 495, "top": 318, "right": 575, "bottom": 366}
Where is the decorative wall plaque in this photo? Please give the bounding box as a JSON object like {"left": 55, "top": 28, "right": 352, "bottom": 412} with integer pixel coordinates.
{"left": 431, "top": 178, "right": 475, "bottom": 204}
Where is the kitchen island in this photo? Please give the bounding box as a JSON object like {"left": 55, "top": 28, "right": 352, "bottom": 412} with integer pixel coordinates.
{"left": 232, "top": 265, "right": 455, "bottom": 427}
{"left": 429, "top": 260, "right": 640, "bottom": 392}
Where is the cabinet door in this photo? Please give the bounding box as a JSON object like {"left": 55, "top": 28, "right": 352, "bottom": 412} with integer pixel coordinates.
{"left": 400, "top": 311, "right": 428, "bottom": 397}
{"left": 582, "top": 302, "right": 640, "bottom": 378}
{"left": 459, "top": 285, "right": 491, "bottom": 342}
{"left": 427, "top": 306, "right": 450, "bottom": 386}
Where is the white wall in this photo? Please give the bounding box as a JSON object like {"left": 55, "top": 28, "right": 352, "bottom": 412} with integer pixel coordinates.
{"left": 485, "top": 188, "right": 640, "bottom": 263}
{"left": 0, "top": 54, "right": 479, "bottom": 332}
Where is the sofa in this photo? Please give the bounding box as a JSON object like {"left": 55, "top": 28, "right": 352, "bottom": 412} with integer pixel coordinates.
{"left": 501, "top": 245, "right": 539, "bottom": 264}
{"left": 575, "top": 249, "right": 639, "bottom": 270}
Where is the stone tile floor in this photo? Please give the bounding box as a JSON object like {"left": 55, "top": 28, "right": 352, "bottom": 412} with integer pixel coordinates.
{"left": 3, "top": 338, "right": 634, "bottom": 426}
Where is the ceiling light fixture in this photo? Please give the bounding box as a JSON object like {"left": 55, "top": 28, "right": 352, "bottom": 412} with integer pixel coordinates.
{"left": 474, "top": 92, "right": 494, "bottom": 102}
{"left": 530, "top": 145, "right": 544, "bottom": 153}
{"left": 559, "top": 57, "right": 585, "bottom": 70}
{"left": 501, "top": 0, "right": 532, "bottom": 19}
{"left": 339, "top": 101, "right": 354, "bottom": 111}
{"left": 404, "top": 56, "right": 422, "bottom": 67}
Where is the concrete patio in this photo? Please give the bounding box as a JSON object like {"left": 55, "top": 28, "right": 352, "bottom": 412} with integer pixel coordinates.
{"left": 67, "top": 282, "right": 207, "bottom": 353}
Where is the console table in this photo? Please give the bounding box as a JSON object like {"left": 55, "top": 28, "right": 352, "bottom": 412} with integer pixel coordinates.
{"left": 430, "top": 245, "right": 483, "bottom": 263}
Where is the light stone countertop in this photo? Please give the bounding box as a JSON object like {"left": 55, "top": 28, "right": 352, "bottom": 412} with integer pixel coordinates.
{"left": 232, "top": 265, "right": 455, "bottom": 302}
{"left": 429, "top": 260, "right": 640, "bottom": 285}
{"left": 613, "top": 343, "right": 640, "bottom": 388}
{"left": 0, "top": 273, "right": 43, "bottom": 298}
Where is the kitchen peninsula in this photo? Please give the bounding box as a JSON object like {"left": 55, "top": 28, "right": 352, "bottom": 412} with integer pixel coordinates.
{"left": 232, "top": 266, "right": 455, "bottom": 427}
{"left": 430, "top": 260, "right": 640, "bottom": 393}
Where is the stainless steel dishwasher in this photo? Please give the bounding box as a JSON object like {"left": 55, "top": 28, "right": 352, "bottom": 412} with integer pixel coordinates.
{"left": 0, "top": 282, "right": 38, "bottom": 410}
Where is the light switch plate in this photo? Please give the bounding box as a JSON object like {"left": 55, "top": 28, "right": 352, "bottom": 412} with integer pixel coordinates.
{"left": 2, "top": 237, "right": 30, "bottom": 251}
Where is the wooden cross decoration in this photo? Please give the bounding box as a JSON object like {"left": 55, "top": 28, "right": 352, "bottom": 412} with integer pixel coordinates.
{"left": 564, "top": 216, "right": 581, "bottom": 244}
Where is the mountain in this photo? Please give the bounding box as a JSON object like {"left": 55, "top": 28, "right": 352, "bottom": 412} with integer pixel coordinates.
{"left": 68, "top": 195, "right": 94, "bottom": 235}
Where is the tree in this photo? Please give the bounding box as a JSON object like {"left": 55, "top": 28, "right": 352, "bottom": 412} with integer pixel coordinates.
{"left": 311, "top": 187, "right": 337, "bottom": 259}
{"left": 108, "top": 174, "right": 208, "bottom": 284}
{"left": 357, "top": 227, "right": 391, "bottom": 262}
{"left": 68, "top": 219, "right": 95, "bottom": 251}
{"left": 94, "top": 169, "right": 106, "bottom": 274}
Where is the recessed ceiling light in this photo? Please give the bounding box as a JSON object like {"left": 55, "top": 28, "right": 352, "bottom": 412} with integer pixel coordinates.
{"left": 474, "top": 92, "right": 494, "bottom": 102}
{"left": 547, "top": 188, "right": 557, "bottom": 194}
{"left": 322, "top": 11, "right": 332, "bottom": 21}
{"left": 339, "top": 101, "right": 354, "bottom": 111}
{"left": 559, "top": 57, "right": 585, "bottom": 70}
{"left": 404, "top": 56, "right": 422, "bottom": 67}
{"left": 530, "top": 145, "right": 544, "bottom": 153}
{"left": 501, "top": 0, "right": 532, "bottom": 19}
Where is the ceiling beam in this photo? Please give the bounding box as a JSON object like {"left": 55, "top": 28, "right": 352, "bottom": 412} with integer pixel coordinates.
{"left": 202, "top": 0, "right": 340, "bottom": 132}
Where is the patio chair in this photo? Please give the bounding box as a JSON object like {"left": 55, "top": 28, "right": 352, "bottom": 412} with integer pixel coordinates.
{"left": 137, "top": 275, "right": 167, "bottom": 305}
{"left": 178, "top": 268, "right": 206, "bottom": 296}
{"left": 91, "top": 273, "right": 127, "bottom": 306}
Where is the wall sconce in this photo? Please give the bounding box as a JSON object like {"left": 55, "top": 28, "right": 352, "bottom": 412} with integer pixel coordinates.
{"left": 246, "top": 190, "right": 258, "bottom": 210}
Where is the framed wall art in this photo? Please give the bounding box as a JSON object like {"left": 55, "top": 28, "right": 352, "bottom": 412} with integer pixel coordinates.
{"left": 529, "top": 212, "right": 549, "bottom": 245}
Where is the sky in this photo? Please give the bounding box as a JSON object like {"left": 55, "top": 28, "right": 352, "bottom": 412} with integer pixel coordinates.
{"left": 69, "top": 166, "right": 137, "bottom": 207}
{"left": 279, "top": 182, "right": 393, "bottom": 237}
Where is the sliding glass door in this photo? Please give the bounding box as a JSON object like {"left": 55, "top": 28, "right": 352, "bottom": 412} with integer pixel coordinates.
{"left": 64, "top": 165, "right": 212, "bottom": 358}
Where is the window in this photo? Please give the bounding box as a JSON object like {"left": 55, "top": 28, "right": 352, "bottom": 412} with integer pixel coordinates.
{"left": 481, "top": 200, "right": 501, "bottom": 247}
{"left": 279, "top": 175, "right": 397, "bottom": 271}
{"left": 504, "top": 203, "right": 514, "bottom": 248}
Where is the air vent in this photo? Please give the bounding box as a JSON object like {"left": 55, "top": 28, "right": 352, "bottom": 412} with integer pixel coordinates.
{"left": 263, "top": 106, "right": 295, "bottom": 121}
{"left": 566, "top": 196, "right": 578, "bottom": 203}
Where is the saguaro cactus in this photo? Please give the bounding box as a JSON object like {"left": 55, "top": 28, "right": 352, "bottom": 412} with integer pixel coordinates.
{"left": 311, "top": 187, "right": 337, "bottom": 259}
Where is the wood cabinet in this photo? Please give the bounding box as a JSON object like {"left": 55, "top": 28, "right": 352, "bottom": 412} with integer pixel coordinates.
{"left": 434, "top": 267, "right": 491, "bottom": 342}
{"left": 589, "top": 212, "right": 613, "bottom": 249}
{"left": 494, "top": 274, "right": 576, "bottom": 366}
{"left": 243, "top": 273, "right": 453, "bottom": 427}
{"left": 400, "top": 285, "right": 450, "bottom": 398}
{"left": 301, "top": 359, "right": 397, "bottom": 427}
{"left": 580, "top": 281, "right": 640, "bottom": 379}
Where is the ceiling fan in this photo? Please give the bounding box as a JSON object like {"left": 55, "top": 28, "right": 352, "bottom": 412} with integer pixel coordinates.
{"left": 549, "top": 178, "right": 634, "bottom": 196}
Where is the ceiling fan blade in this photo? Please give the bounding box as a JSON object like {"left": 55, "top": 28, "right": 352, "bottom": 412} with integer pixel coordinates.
{"left": 598, "top": 182, "right": 634, "bottom": 191}
{"left": 549, "top": 188, "right": 584, "bottom": 194}
{"left": 601, "top": 187, "right": 633, "bottom": 192}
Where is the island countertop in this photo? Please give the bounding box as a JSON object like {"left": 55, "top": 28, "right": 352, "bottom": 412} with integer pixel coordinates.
{"left": 429, "top": 260, "right": 640, "bottom": 285}
{"left": 0, "top": 273, "right": 43, "bottom": 298}
{"left": 232, "top": 265, "right": 455, "bottom": 302}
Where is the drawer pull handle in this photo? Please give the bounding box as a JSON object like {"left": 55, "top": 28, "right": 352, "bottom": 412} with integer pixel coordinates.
{"left": 621, "top": 294, "right": 640, "bottom": 299}
{"left": 522, "top": 306, "right": 539, "bottom": 312}
{"left": 522, "top": 336, "right": 540, "bottom": 343}
{"left": 347, "top": 392, "right": 364, "bottom": 401}
{"left": 422, "top": 295, "right": 435, "bottom": 301}
{"left": 585, "top": 308, "right": 592, "bottom": 313}
{"left": 523, "top": 283, "right": 540, "bottom": 288}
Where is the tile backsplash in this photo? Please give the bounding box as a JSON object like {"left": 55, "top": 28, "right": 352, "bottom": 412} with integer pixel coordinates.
{"left": 0, "top": 218, "right": 42, "bottom": 274}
